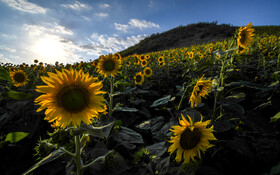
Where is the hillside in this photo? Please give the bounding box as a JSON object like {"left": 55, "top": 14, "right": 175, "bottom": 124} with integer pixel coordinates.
{"left": 119, "top": 22, "right": 280, "bottom": 57}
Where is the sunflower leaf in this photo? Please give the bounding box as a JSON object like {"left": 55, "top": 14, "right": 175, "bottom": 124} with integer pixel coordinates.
{"left": 23, "top": 149, "right": 64, "bottom": 175}
{"left": 270, "top": 112, "right": 280, "bottom": 123}
{"left": 113, "top": 126, "right": 144, "bottom": 149}
{"left": 89, "top": 150, "right": 128, "bottom": 175}
{"left": 72, "top": 122, "right": 114, "bottom": 139}
{"left": 155, "top": 156, "right": 170, "bottom": 175}
{"left": 145, "top": 142, "right": 167, "bottom": 157}
{"left": 114, "top": 106, "right": 138, "bottom": 112}
{"left": 7, "top": 90, "right": 33, "bottom": 100}
{"left": 150, "top": 95, "right": 172, "bottom": 107}
{"left": 225, "top": 92, "right": 246, "bottom": 103}
{"left": 0, "top": 67, "right": 12, "bottom": 82}
{"left": 4, "top": 132, "right": 29, "bottom": 143}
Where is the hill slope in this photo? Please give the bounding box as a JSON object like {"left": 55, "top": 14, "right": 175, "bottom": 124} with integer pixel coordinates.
{"left": 119, "top": 22, "right": 280, "bottom": 57}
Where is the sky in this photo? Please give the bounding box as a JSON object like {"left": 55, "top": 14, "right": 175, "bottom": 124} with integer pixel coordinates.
{"left": 0, "top": 0, "right": 279, "bottom": 65}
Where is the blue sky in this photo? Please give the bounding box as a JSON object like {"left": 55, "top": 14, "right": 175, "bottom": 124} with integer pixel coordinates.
{"left": 0, "top": 0, "right": 279, "bottom": 65}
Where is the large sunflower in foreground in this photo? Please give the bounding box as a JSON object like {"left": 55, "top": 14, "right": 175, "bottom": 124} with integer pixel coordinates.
{"left": 97, "top": 54, "right": 121, "bottom": 77}
{"left": 189, "top": 75, "right": 212, "bottom": 107}
{"left": 237, "top": 22, "right": 255, "bottom": 49}
{"left": 9, "top": 69, "right": 29, "bottom": 87}
{"left": 35, "top": 69, "right": 106, "bottom": 128}
{"left": 168, "top": 114, "right": 217, "bottom": 164}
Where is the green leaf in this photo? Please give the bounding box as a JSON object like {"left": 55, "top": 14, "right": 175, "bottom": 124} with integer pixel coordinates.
{"left": 72, "top": 122, "right": 114, "bottom": 139}
{"left": 270, "top": 112, "right": 280, "bottom": 123}
{"left": 88, "top": 150, "right": 128, "bottom": 175}
{"left": 4, "top": 132, "right": 29, "bottom": 143}
{"left": 7, "top": 90, "right": 33, "bottom": 100}
{"left": 269, "top": 163, "right": 280, "bottom": 175}
{"left": 155, "top": 156, "right": 170, "bottom": 175}
{"left": 23, "top": 149, "right": 64, "bottom": 175}
{"left": 145, "top": 142, "right": 167, "bottom": 157}
{"left": 271, "top": 71, "right": 280, "bottom": 81}
{"left": 115, "top": 80, "right": 132, "bottom": 87}
{"left": 225, "top": 92, "right": 246, "bottom": 103}
{"left": 221, "top": 102, "right": 245, "bottom": 115}
{"left": 0, "top": 67, "right": 12, "bottom": 82}
{"left": 216, "top": 87, "right": 224, "bottom": 92}
{"left": 114, "top": 106, "right": 138, "bottom": 112}
{"left": 150, "top": 95, "right": 172, "bottom": 107}
{"left": 113, "top": 126, "right": 144, "bottom": 149}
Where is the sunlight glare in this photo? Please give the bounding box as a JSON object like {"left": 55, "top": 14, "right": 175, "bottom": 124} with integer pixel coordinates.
{"left": 32, "top": 37, "right": 65, "bottom": 62}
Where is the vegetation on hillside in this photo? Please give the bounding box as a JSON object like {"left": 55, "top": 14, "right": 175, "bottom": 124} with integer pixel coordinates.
{"left": 120, "top": 22, "right": 280, "bottom": 57}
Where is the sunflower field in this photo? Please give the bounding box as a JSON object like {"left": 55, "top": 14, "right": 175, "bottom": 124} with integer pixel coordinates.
{"left": 1, "top": 23, "right": 280, "bottom": 175}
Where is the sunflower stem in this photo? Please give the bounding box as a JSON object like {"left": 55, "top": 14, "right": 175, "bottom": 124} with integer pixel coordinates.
{"left": 74, "top": 135, "right": 83, "bottom": 175}
{"left": 109, "top": 76, "right": 114, "bottom": 118}
{"left": 177, "top": 84, "right": 188, "bottom": 110}
{"left": 59, "top": 147, "right": 75, "bottom": 157}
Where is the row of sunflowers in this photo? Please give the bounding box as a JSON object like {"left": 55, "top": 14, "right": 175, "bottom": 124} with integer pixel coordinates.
{"left": 1, "top": 23, "right": 280, "bottom": 175}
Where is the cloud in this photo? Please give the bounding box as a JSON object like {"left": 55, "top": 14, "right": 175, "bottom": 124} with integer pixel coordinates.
{"left": 99, "top": 3, "right": 110, "bottom": 8}
{"left": 61, "top": 1, "right": 91, "bottom": 11}
{"left": 0, "top": 54, "right": 12, "bottom": 64}
{"left": 95, "top": 12, "right": 109, "bottom": 17}
{"left": 114, "top": 19, "right": 160, "bottom": 32}
{"left": 1, "top": 0, "right": 47, "bottom": 14}
{"left": 148, "top": 0, "right": 153, "bottom": 7}
{"left": 114, "top": 23, "right": 129, "bottom": 32}
{"left": 128, "top": 19, "right": 160, "bottom": 29}
{"left": 79, "top": 33, "right": 146, "bottom": 57}
{"left": 0, "top": 45, "right": 16, "bottom": 53}
{"left": 82, "top": 16, "right": 91, "bottom": 21}
{"left": 23, "top": 23, "right": 73, "bottom": 36}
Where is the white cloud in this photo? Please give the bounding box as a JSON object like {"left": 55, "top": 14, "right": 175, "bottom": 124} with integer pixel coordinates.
{"left": 0, "top": 54, "right": 12, "bottom": 64}
{"left": 95, "top": 12, "right": 109, "bottom": 17}
{"left": 114, "top": 23, "right": 129, "bottom": 32}
{"left": 82, "top": 16, "right": 91, "bottom": 21}
{"left": 1, "top": 0, "right": 46, "bottom": 14}
{"left": 115, "top": 19, "right": 160, "bottom": 32}
{"left": 99, "top": 3, "right": 110, "bottom": 8}
{"left": 61, "top": 1, "right": 91, "bottom": 11}
{"left": 0, "top": 45, "right": 16, "bottom": 53}
{"left": 128, "top": 19, "right": 160, "bottom": 29}
{"left": 23, "top": 23, "right": 73, "bottom": 36}
{"left": 80, "top": 33, "right": 146, "bottom": 57}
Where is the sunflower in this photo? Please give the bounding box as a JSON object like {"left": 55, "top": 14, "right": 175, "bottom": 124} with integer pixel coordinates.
{"left": 9, "top": 67, "right": 15, "bottom": 72}
{"left": 189, "top": 52, "right": 194, "bottom": 59}
{"left": 158, "top": 56, "right": 164, "bottom": 63}
{"left": 268, "top": 51, "right": 276, "bottom": 59}
{"left": 34, "top": 59, "right": 39, "bottom": 63}
{"left": 139, "top": 55, "right": 146, "bottom": 61}
{"left": 237, "top": 22, "right": 255, "bottom": 49}
{"left": 143, "top": 67, "right": 153, "bottom": 77}
{"left": 34, "top": 68, "right": 106, "bottom": 128}
{"left": 141, "top": 59, "right": 148, "bottom": 67}
{"left": 97, "top": 53, "right": 121, "bottom": 77}
{"left": 189, "top": 75, "right": 212, "bottom": 107}
{"left": 114, "top": 53, "right": 122, "bottom": 60}
{"left": 9, "top": 69, "right": 29, "bottom": 87}
{"left": 134, "top": 72, "right": 144, "bottom": 85}
{"left": 159, "top": 61, "right": 165, "bottom": 67}
{"left": 168, "top": 114, "right": 217, "bottom": 164}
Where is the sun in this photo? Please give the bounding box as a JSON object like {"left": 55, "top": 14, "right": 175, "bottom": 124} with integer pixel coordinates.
{"left": 32, "top": 37, "right": 65, "bottom": 61}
